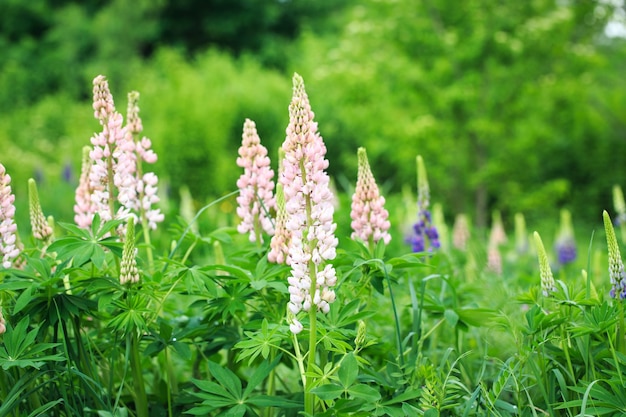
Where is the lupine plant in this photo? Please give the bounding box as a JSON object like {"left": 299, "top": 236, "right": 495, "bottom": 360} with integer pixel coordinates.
{"left": 408, "top": 155, "right": 439, "bottom": 253}
{"left": 3, "top": 73, "right": 626, "bottom": 417}
{"left": 555, "top": 209, "right": 577, "bottom": 267}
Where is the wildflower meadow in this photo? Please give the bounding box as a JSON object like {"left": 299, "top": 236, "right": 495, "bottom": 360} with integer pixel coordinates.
{"left": 2, "top": 72, "right": 626, "bottom": 417}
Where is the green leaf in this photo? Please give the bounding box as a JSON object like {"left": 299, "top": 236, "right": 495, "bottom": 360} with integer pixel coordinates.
{"left": 338, "top": 352, "right": 358, "bottom": 388}
{"left": 172, "top": 341, "right": 192, "bottom": 360}
{"left": 160, "top": 320, "right": 173, "bottom": 341}
{"left": 311, "top": 383, "right": 344, "bottom": 400}
{"left": 457, "top": 308, "right": 497, "bottom": 328}
{"left": 246, "top": 395, "right": 301, "bottom": 408}
{"left": 208, "top": 360, "right": 243, "bottom": 399}
{"left": 348, "top": 383, "right": 381, "bottom": 401}
{"left": 201, "top": 264, "right": 253, "bottom": 281}
{"left": 13, "top": 286, "right": 34, "bottom": 315}
{"left": 243, "top": 357, "right": 281, "bottom": 398}
{"left": 192, "top": 380, "right": 235, "bottom": 401}
{"left": 444, "top": 309, "right": 459, "bottom": 327}
{"left": 220, "top": 404, "right": 246, "bottom": 417}
{"left": 424, "top": 408, "right": 440, "bottom": 417}
{"left": 186, "top": 405, "right": 219, "bottom": 415}
{"left": 26, "top": 399, "right": 64, "bottom": 417}
{"left": 386, "top": 253, "right": 429, "bottom": 269}
{"left": 382, "top": 388, "right": 422, "bottom": 405}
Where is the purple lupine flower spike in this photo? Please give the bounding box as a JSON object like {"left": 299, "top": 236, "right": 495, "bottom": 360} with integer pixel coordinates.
{"left": 555, "top": 209, "right": 576, "bottom": 265}
{"left": 409, "top": 156, "right": 439, "bottom": 252}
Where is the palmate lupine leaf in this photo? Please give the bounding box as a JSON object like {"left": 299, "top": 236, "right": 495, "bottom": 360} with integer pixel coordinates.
{"left": 106, "top": 296, "right": 150, "bottom": 333}
{"left": 188, "top": 357, "right": 299, "bottom": 416}
{"left": 48, "top": 215, "right": 124, "bottom": 268}
{"left": 235, "top": 319, "right": 283, "bottom": 365}
{"left": 0, "top": 317, "right": 63, "bottom": 370}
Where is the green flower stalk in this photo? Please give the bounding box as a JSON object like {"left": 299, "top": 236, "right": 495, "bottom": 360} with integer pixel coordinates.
{"left": 604, "top": 211, "right": 626, "bottom": 299}
{"left": 613, "top": 185, "right": 626, "bottom": 244}
{"left": 28, "top": 179, "right": 53, "bottom": 243}
{"left": 534, "top": 231, "right": 556, "bottom": 297}
{"left": 120, "top": 217, "right": 139, "bottom": 285}
{"left": 515, "top": 212, "right": 528, "bottom": 254}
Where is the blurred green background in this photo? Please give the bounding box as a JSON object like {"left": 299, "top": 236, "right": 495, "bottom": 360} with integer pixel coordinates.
{"left": 1, "top": 0, "right": 625, "bottom": 233}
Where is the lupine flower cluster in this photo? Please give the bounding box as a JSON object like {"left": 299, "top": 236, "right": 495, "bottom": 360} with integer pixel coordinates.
{"left": 0, "top": 163, "right": 20, "bottom": 269}
{"left": 75, "top": 75, "right": 163, "bottom": 231}
{"left": 533, "top": 231, "right": 556, "bottom": 297}
{"left": 236, "top": 118, "right": 275, "bottom": 243}
{"left": 0, "top": 307, "right": 5, "bottom": 335}
{"left": 350, "top": 147, "right": 391, "bottom": 247}
{"left": 281, "top": 74, "right": 338, "bottom": 334}
{"left": 268, "top": 181, "right": 290, "bottom": 264}
{"left": 74, "top": 147, "right": 95, "bottom": 228}
{"left": 487, "top": 211, "right": 506, "bottom": 275}
{"left": 28, "top": 179, "right": 53, "bottom": 242}
{"left": 120, "top": 217, "right": 140, "bottom": 285}
{"left": 126, "top": 91, "right": 164, "bottom": 230}
{"left": 452, "top": 214, "right": 470, "bottom": 250}
{"left": 603, "top": 210, "right": 626, "bottom": 299}
{"left": 555, "top": 209, "right": 576, "bottom": 265}
{"left": 408, "top": 156, "right": 439, "bottom": 253}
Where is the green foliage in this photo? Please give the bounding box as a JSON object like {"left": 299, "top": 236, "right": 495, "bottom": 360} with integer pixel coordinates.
{"left": 188, "top": 357, "right": 300, "bottom": 416}
{"left": 1, "top": 4, "right": 626, "bottom": 414}
{"left": 0, "top": 317, "right": 62, "bottom": 370}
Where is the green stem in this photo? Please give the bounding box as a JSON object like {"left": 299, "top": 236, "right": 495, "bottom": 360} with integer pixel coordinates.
{"left": 292, "top": 333, "right": 307, "bottom": 389}
{"left": 382, "top": 263, "right": 404, "bottom": 368}
{"left": 264, "top": 349, "right": 277, "bottom": 417}
{"left": 162, "top": 190, "right": 240, "bottom": 274}
{"left": 0, "top": 368, "right": 6, "bottom": 409}
{"left": 619, "top": 302, "right": 625, "bottom": 355}
{"left": 164, "top": 347, "right": 175, "bottom": 417}
{"left": 141, "top": 216, "right": 154, "bottom": 271}
{"left": 607, "top": 329, "right": 625, "bottom": 386}
{"left": 305, "top": 306, "right": 317, "bottom": 415}
{"left": 301, "top": 158, "right": 319, "bottom": 415}
{"left": 129, "top": 331, "right": 148, "bottom": 417}
{"left": 561, "top": 326, "right": 575, "bottom": 383}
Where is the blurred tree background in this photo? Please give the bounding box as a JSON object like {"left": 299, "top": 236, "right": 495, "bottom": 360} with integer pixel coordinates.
{"left": 1, "top": 0, "right": 625, "bottom": 231}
